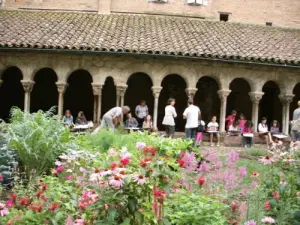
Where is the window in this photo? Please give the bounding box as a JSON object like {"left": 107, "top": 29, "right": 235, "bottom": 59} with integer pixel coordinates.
{"left": 266, "top": 22, "right": 273, "bottom": 26}
{"left": 148, "top": 0, "right": 168, "bottom": 3}
{"left": 186, "top": 0, "right": 208, "bottom": 5}
{"left": 219, "top": 13, "right": 229, "bottom": 22}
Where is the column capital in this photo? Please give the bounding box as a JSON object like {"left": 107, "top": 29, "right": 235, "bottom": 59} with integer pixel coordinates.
{"left": 217, "top": 89, "right": 231, "bottom": 101}
{"left": 185, "top": 87, "right": 198, "bottom": 98}
{"left": 21, "top": 80, "right": 35, "bottom": 93}
{"left": 56, "top": 81, "right": 68, "bottom": 94}
{"left": 279, "top": 94, "right": 294, "bottom": 105}
{"left": 116, "top": 84, "right": 127, "bottom": 97}
{"left": 249, "top": 92, "right": 264, "bottom": 104}
{"left": 92, "top": 83, "right": 103, "bottom": 95}
{"left": 152, "top": 86, "right": 162, "bottom": 98}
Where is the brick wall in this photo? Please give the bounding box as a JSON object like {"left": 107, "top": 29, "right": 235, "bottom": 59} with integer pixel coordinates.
{"left": 1, "top": 0, "right": 300, "bottom": 28}
{"left": 3, "top": 0, "right": 98, "bottom": 11}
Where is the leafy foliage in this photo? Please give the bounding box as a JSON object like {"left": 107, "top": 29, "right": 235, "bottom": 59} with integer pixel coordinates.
{"left": 5, "top": 107, "right": 72, "bottom": 181}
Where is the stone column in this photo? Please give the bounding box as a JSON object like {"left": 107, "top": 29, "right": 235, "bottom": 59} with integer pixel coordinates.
{"left": 152, "top": 86, "right": 162, "bottom": 131}
{"left": 280, "top": 94, "right": 294, "bottom": 134}
{"left": 249, "top": 92, "right": 264, "bottom": 132}
{"left": 56, "top": 82, "right": 68, "bottom": 119}
{"left": 21, "top": 80, "right": 35, "bottom": 113}
{"left": 217, "top": 89, "right": 231, "bottom": 132}
{"left": 185, "top": 87, "right": 198, "bottom": 100}
{"left": 116, "top": 84, "right": 127, "bottom": 107}
{"left": 0, "top": 80, "right": 3, "bottom": 88}
{"left": 92, "top": 83, "right": 103, "bottom": 124}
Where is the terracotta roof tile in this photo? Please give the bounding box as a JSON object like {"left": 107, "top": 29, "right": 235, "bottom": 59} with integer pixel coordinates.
{"left": 0, "top": 10, "right": 300, "bottom": 65}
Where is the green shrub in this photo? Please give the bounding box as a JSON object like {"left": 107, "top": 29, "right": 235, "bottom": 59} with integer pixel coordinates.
{"left": 5, "top": 107, "right": 72, "bottom": 181}
{"left": 164, "top": 191, "right": 228, "bottom": 225}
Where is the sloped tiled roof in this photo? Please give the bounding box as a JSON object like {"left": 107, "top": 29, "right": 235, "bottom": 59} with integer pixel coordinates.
{"left": 0, "top": 10, "right": 300, "bottom": 65}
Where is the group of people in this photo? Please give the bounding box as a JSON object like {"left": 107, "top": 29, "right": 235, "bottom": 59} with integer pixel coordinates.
{"left": 66, "top": 97, "right": 300, "bottom": 148}
{"left": 62, "top": 110, "right": 92, "bottom": 128}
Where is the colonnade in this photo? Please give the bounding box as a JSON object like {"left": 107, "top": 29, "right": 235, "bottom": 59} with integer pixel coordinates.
{"left": 6, "top": 79, "right": 295, "bottom": 135}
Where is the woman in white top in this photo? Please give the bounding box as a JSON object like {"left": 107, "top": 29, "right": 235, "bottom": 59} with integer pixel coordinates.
{"left": 162, "top": 98, "right": 177, "bottom": 138}
{"left": 258, "top": 117, "right": 273, "bottom": 145}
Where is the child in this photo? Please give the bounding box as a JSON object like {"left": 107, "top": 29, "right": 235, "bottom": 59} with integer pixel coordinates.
{"left": 270, "top": 120, "right": 280, "bottom": 135}
{"left": 207, "top": 116, "right": 220, "bottom": 147}
{"left": 258, "top": 117, "right": 273, "bottom": 146}
{"left": 228, "top": 120, "right": 241, "bottom": 136}
{"left": 62, "top": 110, "right": 73, "bottom": 126}
{"left": 143, "top": 114, "right": 153, "bottom": 131}
{"left": 239, "top": 114, "right": 247, "bottom": 133}
{"left": 242, "top": 120, "right": 254, "bottom": 148}
{"left": 225, "top": 110, "right": 237, "bottom": 131}
{"left": 195, "top": 119, "right": 205, "bottom": 144}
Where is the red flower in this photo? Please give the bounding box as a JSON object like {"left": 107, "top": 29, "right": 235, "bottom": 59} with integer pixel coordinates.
{"left": 36, "top": 191, "right": 43, "bottom": 198}
{"left": 178, "top": 159, "right": 185, "bottom": 167}
{"left": 120, "top": 157, "right": 130, "bottom": 166}
{"left": 30, "top": 203, "right": 43, "bottom": 212}
{"left": 20, "top": 198, "right": 30, "bottom": 206}
{"left": 197, "top": 176, "right": 206, "bottom": 187}
{"left": 143, "top": 146, "right": 157, "bottom": 156}
{"left": 48, "top": 203, "right": 59, "bottom": 211}
{"left": 231, "top": 200, "right": 239, "bottom": 211}
{"left": 140, "top": 158, "right": 152, "bottom": 167}
{"left": 154, "top": 189, "right": 166, "bottom": 199}
{"left": 10, "top": 193, "right": 17, "bottom": 203}
{"left": 40, "top": 195, "right": 47, "bottom": 202}
{"left": 41, "top": 183, "right": 48, "bottom": 191}
{"left": 110, "top": 163, "right": 117, "bottom": 170}
{"left": 272, "top": 192, "right": 280, "bottom": 200}
{"left": 264, "top": 200, "right": 271, "bottom": 211}
{"left": 0, "top": 174, "right": 3, "bottom": 182}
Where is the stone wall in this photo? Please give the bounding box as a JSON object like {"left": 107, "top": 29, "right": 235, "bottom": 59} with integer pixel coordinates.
{"left": 1, "top": 0, "right": 300, "bottom": 28}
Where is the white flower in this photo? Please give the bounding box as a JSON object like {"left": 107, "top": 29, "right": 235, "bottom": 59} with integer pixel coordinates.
{"left": 55, "top": 161, "right": 62, "bottom": 166}
{"left": 156, "top": 160, "right": 164, "bottom": 165}
{"left": 89, "top": 173, "right": 101, "bottom": 182}
{"left": 66, "top": 169, "right": 73, "bottom": 173}
{"left": 136, "top": 142, "right": 146, "bottom": 150}
{"left": 262, "top": 217, "right": 275, "bottom": 224}
{"left": 120, "top": 147, "right": 131, "bottom": 158}
{"left": 108, "top": 148, "right": 118, "bottom": 157}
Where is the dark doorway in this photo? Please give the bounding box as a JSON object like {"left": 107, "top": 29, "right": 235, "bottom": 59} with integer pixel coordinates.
{"left": 227, "top": 78, "right": 252, "bottom": 120}
{"left": 259, "top": 81, "right": 282, "bottom": 127}
{"left": 290, "top": 83, "right": 300, "bottom": 120}
{"left": 0, "top": 67, "right": 24, "bottom": 121}
{"left": 102, "top": 77, "right": 116, "bottom": 117}
{"left": 64, "top": 70, "right": 93, "bottom": 121}
{"left": 194, "top": 76, "right": 220, "bottom": 124}
{"left": 158, "top": 74, "right": 187, "bottom": 131}
{"left": 124, "top": 73, "right": 154, "bottom": 117}
{"left": 31, "top": 68, "right": 58, "bottom": 113}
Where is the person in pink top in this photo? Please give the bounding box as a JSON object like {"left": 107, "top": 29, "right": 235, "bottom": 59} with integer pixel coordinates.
{"left": 242, "top": 120, "right": 254, "bottom": 148}
{"left": 225, "top": 110, "right": 237, "bottom": 130}
{"left": 238, "top": 114, "right": 247, "bottom": 132}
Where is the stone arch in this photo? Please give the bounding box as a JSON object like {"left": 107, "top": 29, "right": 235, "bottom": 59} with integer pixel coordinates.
{"left": 31, "top": 68, "right": 58, "bottom": 113}
{"left": 227, "top": 78, "right": 252, "bottom": 120}
{"left": 158, "top": 74, "right": 188, "bottom": 131}
{"left": 124, "top": 73, "right": 154, "bottom": 118}
{"left": 259, "top": 81, "right": 282, "bottom": 127}
{"left": 290, "top": 83, "right": 300, "bottom": 120}
{"left": 65, "top": 68, "right": 93, "bottom": 83}
{"left": 64, "top": 70, "right": 94, "bottom": 121}
{"left": 160, "top": 68, "right": 190, "bottom": 88}
{"left": 194, "top": 76, "right": 220, "bottom": 124}
{"left": 0, "top": 66, "right": 24, "bottom": 121}
{"left": 102, "top": 76, "right": 116, "bottom": 117}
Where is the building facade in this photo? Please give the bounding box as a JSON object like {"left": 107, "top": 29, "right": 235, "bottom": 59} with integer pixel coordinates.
{"left": 0, "top": 1, "right": 299, "bottom": 133}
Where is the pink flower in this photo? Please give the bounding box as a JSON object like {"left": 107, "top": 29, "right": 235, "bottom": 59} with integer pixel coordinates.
{"left": 5, "top": 201, "right": 13, "bottom": 208}
{"left": 272, "top": 192, "right": 280, "bottom": 200}
{"left": 74, "top": 218, "right": 85, "bottom": 225}
{"left": 133, "top": 175, "right": 146, "bottom": 185}
{"left": 259, "top": 155, "right": 273, "bottom": 165}
{"left": 244, "top": 221, "right": 257, "bottom": 225}
{"left": 262, "top": 217, "right": 275, "bottom": 224}
{"left": 120, "top": 157, "right": 130, "bottom": 166}
{"left": 264, "top": 200, "right": 271, "bottom": 211}
{"left": 0, "top": 174, "right": 3, "bottom": 182}
{"left": 109, "top": 175, "right": 124, "bottom": 188}
{"left": 66, "top": 176, "right": 72, "bottom": 181}
{"left": 57, "top": 166, "right": 64, "bottom": 172}
{"left": 0, "top": 202, "right": 9, "bottom": 216}
{"left": 136, "top": 142, "right": 146, "bottom": 150}
{"left": 108, "top": 148, "right": 118, "bottom": 157}
{"left": 227, "top": 151, "right": 239, "bottom": 162}
{"left": 198, "top": 162, "right": 210, "bottom": 172}
{"left": 239, "top": 166, "right": 247, "bottom": 177}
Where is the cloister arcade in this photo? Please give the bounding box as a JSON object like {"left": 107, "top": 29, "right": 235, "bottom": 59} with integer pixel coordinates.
{"left": 0, "top": 53, "right": 299, "bottom": 134}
